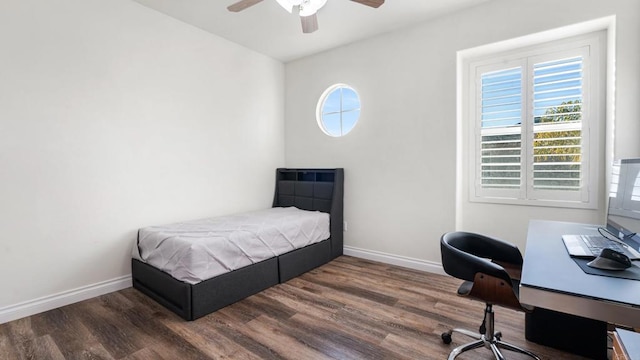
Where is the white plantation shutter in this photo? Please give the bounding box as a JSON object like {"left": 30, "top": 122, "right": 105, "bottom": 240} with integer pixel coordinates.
{"left": 531, "top": 56, "right": 584, "bottom": 194}
{"left": 479, "top": 67, "right": 523, "bottom": 194}
{"left": 469, "top": 32, "right": 603, "bottom": 207}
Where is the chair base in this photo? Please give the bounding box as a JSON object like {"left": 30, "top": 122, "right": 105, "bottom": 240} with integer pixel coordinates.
{"left": 442, "top": 305, "right": 540, "bottom": 360}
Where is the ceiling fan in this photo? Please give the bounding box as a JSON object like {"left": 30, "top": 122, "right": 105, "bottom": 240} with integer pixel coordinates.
{"left": 227, "top": 0, "right": 385, "bottom": 34}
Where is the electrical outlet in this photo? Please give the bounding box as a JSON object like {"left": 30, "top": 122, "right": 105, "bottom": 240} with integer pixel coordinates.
{"left": 344, "top": 221, "right": 348, "bottom": 232}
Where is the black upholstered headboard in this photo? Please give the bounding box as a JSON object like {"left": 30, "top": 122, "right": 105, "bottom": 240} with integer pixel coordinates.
{"left": 272, "top": 168, "right": 344, "bottom": 259}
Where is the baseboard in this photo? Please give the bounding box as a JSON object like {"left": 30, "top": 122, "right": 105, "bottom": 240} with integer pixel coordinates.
{"left": 0, "top": 275, "right": 132, "bottom": 325}
{"left": 343, "top": 246, "right": 446, "bottom": 276}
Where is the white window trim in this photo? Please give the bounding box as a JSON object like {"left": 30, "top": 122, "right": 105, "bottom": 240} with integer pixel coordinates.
{"left": 457, "top": 17, "right": 615, "bottom": 210}
{"left": 316, "top": 83, "right": 361, "bottom": 137}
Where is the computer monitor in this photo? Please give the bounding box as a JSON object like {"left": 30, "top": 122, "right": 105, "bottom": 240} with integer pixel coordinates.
{"left": 606, "top": 158, "right": 640, "bottom": 242}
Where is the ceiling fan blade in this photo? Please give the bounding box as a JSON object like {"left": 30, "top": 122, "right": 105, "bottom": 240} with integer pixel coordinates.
{"left": 350, "top": 0, "right": 384, "bottom": 8}
{"left": 227, "top": 0, "right": 263, "bottom": 12}
{"left": 301, "top": 14, "right": 319, "bottom": 34}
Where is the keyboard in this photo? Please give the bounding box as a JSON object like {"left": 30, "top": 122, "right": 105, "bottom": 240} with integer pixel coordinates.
{"left": 579, "top": 235, "right": 627, "bottom": 256}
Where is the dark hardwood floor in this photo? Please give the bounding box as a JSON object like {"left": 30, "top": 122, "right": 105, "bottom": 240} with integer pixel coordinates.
{"left": 0, "top": 256, "right": 589, "bottom": 360}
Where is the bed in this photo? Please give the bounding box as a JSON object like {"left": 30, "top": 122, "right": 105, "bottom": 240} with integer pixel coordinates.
{"left": 131, "top": 168, "right": 344, "bottom": 321}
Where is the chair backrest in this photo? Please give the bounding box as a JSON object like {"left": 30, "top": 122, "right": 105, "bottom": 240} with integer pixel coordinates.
{"left": 440, "top": 231, "right": 526, "bottom": 310}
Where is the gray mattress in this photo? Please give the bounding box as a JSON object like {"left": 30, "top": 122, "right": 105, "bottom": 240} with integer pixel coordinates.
{"left": 133, "top": 207, "right": 330, "bottom": 284}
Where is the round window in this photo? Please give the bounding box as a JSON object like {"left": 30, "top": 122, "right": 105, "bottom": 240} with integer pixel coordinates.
{"left": 316, "top": 84, "right": 361, "bottom": 137}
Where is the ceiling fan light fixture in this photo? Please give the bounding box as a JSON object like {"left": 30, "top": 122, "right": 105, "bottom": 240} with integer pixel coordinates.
{"left": 227, "top": 0, "right": 384, "bottom": 33}
{"left": 299, "top": 0, "right": 327, "bottom": 16}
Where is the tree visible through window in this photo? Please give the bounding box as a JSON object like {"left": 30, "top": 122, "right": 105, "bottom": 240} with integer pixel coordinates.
{"left": 533, "top": 100, "right": 582, "bottom": 188}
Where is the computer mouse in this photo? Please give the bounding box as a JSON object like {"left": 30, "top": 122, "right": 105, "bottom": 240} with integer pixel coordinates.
{"left": 587, "top": 248, "right": 632, "bottom": 271}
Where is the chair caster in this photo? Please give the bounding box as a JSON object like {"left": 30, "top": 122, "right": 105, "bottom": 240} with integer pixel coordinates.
{"left": 441, "top": 332, "right": 452, "bottom": 344}
{"left": 495, "top": 331, "right": 502, "bottom": 341}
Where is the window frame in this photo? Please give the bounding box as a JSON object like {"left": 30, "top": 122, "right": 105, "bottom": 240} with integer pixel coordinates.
{"left": 316, "top": 83, "right": 361, "bottom": 137}
{"left": 462, "top": 30, "right": 606, "bottom": 209}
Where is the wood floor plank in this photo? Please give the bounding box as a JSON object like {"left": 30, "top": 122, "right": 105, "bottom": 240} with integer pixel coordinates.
{"left": 262, "top": 283, "right": 344, "bottom": 319}
{"left": 287, "top": 312, "right": 411, "bottom": 360}
{"left": 160, "top": 315, "right": 263, "bottom": 360}
{"left": 240, "top": 293, "right": 297, "bottom": 322}
{"left": 16, "top": 334, "right": 65, "bottom": 360}
{"left": 71, "top": 298, "right": 156, "bottom": 359}
{"left": 117, "top": 304, "right": 214, "bottom": 360}
{"left": 0, "top": 325, "right": 20, "bottom": 360}
{"left": 120, "top": 347, "right": 167, "bottom": 360}
{"left": 27, "top": 306, "right": 112, "bottom": 360}
{"left": 0, "top": 256, "right": 590, "bottom": 360}
{"left": 236, "top": 314, "right": 333, "bottom": 359}
{"left": 200, "top": 310, "right": 284, "bottom": 359}
{"left": 4, "top": 318, "right": 42, "bottom": 360}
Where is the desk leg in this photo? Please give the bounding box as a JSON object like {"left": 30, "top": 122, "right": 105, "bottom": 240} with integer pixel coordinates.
{"left": 525, "top": 307, "right": 607, "bottom": 359}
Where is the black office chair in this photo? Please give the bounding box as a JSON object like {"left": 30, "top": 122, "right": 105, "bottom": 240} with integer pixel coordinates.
{"left": 440, "top": 231, "right": 540, "bottom": 360}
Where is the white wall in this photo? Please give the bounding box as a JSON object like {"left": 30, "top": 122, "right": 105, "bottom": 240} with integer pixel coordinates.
{"left": 284, "top": 0, "right": 640, "bottom": 265}
{"left": 0, "top": 0, "right": 284, "bottom": 317}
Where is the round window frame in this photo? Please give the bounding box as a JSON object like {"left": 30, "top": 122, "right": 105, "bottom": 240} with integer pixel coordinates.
{"left": 316, "top": 83, "right": 361, "bottom": 137}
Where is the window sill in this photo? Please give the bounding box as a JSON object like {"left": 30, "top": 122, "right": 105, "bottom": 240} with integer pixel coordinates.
{"left": 469, "top": 196, "right": 597, "bottom": 210}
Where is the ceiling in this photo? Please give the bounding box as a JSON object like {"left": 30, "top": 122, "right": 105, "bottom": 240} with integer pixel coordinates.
{"left": 133, "top": 0, "right": 491, "bottom": 62}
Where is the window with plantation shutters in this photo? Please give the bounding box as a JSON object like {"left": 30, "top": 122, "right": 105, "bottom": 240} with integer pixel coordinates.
{"left": 466, "top": 31, "right": 605, "bottom": 208}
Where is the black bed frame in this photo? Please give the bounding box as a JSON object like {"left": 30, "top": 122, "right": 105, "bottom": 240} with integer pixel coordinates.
{"left": 131, "top": 168, "right": 344, "bottom": 321}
